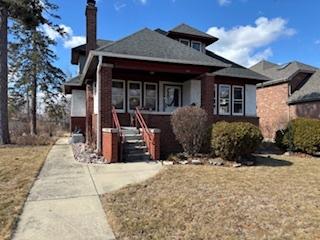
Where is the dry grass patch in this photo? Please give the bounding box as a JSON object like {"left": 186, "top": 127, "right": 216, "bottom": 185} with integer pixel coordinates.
{"left": 102, "top": 155, "right": 320, "bottom": 240}
{"left": 0, "top": 145, "right": 51, "bottom": 240}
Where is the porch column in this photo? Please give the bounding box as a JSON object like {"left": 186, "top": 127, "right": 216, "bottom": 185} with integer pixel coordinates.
{"left": 100, "top": 64, "right": 114, "bottom": 150}
{"left": 86, "top": 82, "right": 94, "bottom": 145}
{"left": 201, "top": 73, "right": 215, "bottom": 121}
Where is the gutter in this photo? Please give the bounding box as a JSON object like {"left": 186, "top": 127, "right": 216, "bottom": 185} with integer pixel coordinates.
{"left": 96, "top": 55, "right": 103, "bottom": 154}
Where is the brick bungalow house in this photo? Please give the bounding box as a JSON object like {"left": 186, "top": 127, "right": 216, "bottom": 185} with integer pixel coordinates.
{"left": 64, "top": 0, "right": 269, "bottom": 162}
{"left": 250, "top": 60, "right": 320, "bottom": 140}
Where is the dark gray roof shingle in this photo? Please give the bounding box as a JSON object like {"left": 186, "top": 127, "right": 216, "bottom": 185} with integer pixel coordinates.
{"left": 288, "top": 70, "right": 320, "bottom": 104}
{"left": 97, "top": 28, "right": 229, "bottom": 67}
{"left": 64, "top": 75, "right": 81, "bottom": 86}
{"left": 251, "top": 60, "right": 317, "bottom": 81}
{"left": 206, "top": 51, "right": 270, "bottom": 81}
{"left": 170, "top": 23, "right": 216, "bottom": 40}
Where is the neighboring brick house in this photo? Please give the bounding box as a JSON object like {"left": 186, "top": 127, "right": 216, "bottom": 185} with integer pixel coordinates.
{"left": 250, "top": 60, "right": 320, "bottom": 140}
{"left": 64, "top": 0, "right": 268, "bottom": 162}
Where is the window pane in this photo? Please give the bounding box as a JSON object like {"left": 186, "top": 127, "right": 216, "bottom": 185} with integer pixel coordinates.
{"left": 233, "top": 102, "right": 243, "bottom": 114}
{"left": 234, "top": 87, "right": 243, "bottom": 100}
{"left": 145, "top": 98, "right": 156, "bottom": 111}
{"left": 145, "top": 84, "right": 156, "bottom": 98}
{"left": 112, "top": 81, "right": 124, "bottom": 96}
{"left": 129, "top": 97, "right": 140, "bottom": 110}
{"left": 192, "top": 42, "right": 201, "bottom": 51}
{"left": 220, "top": 86, "right": 230, "bottom": 98}
{"left": 129, "top": 83, "right": 141, "bottom": 97}
{"left": 180, "top": 39, "right": 189, "bottom": 46}
{"left": 112, "top": 81, "right": 124, "bottom": 110}
{"left": 219, "top": 85, "right": 230, "bottom": 114}
{"left": 112, "top": 96, "right": 124, "bottom": 109}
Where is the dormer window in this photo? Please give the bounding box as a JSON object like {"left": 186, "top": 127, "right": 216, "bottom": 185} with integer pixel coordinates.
{"left": 191, "top": 41, "right": 202, "bottom": 52}
{"left": 179, "top": 39, "right": 190, "bottom": 46}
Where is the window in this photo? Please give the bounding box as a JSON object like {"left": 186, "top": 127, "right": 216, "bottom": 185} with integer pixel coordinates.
{"left": 163, "top": 85, "right": 182, "bottom": 112}
{"left": 191, "top": 41, "right": 202, "bottom": 52}
{"left": 128, "top": 81, "right": 142, "bottom": 111}
{"left": 112, "top": 80, "right": 125, "bottom": 111}
{"left": 213, "top": 84, "right": 217, "bottom": 115}
{"left": 144, "top": 83, "right": 158, "bottom": 111}
{"left": 219, "top": 85, "right": 231, "bottom": 115}
{"left": 179, "top": 39, "right": 190, "bottom": 47}
{"left": 232, "top": 86, "right": 244, "bottom": 115}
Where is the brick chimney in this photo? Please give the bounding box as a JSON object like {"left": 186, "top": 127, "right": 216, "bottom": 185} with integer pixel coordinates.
{"left": 86, "top": 0, "right": 97, "bottom": 57}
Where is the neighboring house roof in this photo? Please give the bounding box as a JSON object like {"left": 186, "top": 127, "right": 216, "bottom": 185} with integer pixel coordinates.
{"left": 169, "top": 23, "right": 217, "bottom": 40}
{"left": 206, "top": 51, "right": 270, "bottom": 81}
{"left": 288, "top": 70, "right": 320, "bottom": 104}
{"left": 251, "top": 60, "right": 318, "bottom": 87}
{"left": 96, "top": 28, "right": 229, "bottom": 67}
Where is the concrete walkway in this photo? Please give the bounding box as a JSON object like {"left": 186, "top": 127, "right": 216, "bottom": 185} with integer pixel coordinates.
{"left": 13, "top": 138, "right": 162, "bottom": 240}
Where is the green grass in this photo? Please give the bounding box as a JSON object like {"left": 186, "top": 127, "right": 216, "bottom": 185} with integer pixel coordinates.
{"left": 0, "top": 146, "right": 51, "bottom": 240}
{"left": 101, "top": 155, "right": 320, "bottom": 240}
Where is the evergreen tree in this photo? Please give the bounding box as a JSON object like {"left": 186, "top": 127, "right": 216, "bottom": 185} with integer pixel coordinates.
{"left": 0, "top": 0, "right": 63, "bottom": 143}
{"left": 9, "top": 22, "right": 66, "bottom": 135}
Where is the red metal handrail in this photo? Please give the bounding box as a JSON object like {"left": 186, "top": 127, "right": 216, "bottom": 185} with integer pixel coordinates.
{"left": 112, "top": 106, "right": 125, "bottom": 143}
{"left": 135, "top": 107, "right": 154, "bottom": 145}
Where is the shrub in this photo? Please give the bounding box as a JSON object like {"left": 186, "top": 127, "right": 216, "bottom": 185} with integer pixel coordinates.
{"left": 211, "top": 122, "right": 263, "bottom": 161}
{"left": 279, "top": 118, "right": 320, "bottom": 154}
{"left": 171, "top": 106, "right": 208, "bottom": 155}
{"left": 275, "top": 129, "right": 290, "bottom": 150}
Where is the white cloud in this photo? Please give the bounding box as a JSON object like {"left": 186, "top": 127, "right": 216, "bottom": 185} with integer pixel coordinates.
{"left": 217, "top": 0, "right": 231, "bottom": 6}
{"left": 114, "top": 2, "right": 127, "bottom": 11}
{"left": 207, "top": 17, "right": 296, "bottom": 67}
{"left": 63, "top": 36, "right": 86, "bottom": 48}
{"left": 41, "top": 24, "right": 85, "bottom": 49}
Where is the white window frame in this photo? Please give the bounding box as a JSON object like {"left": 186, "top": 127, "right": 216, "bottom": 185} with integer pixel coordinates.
{"left": 143, "top": 82, "right": 158, "bottom": 112}
{"left": 191, "top": 40, "right": 202, "bottom": 52}
{"left": 127, "top": 80, "right": 142, "bottom": 112}
{"left": 213, "top": 84, "right": 217, "bottom": 115}
{"left": 179, "top": 38, "right": 190, "bottom": 47}
{"left": 218, "top": 84, "right": 231, "bottom": 116}
{"left": 112, "top": 79, "right": 125, "bottom": 113}
{"left": 232, "top": 85, "right": 244, "bottom": 116}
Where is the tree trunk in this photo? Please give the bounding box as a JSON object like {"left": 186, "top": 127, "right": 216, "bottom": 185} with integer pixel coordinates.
{"left": 30, "top": 74, "right": 37, "bottom": 135}
{"left": 0, "top": 7, "right": 10, "bottom": 144}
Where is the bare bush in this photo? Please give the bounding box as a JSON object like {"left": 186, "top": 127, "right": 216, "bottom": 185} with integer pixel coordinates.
{"left": 13, "top": 134, "right": 56, "bottom": 146}
{"left": 171, "top": 106, "right": 208, "bottom": 156}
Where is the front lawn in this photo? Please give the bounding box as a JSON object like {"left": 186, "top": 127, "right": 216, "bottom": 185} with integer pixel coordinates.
{"left": 0, "top": 146, "right": 51, "bottom": 240}
{"left": 102, "top": 155, "right": 320, "bottom": 240}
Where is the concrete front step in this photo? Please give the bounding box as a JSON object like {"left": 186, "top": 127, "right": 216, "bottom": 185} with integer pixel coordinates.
{"left": 125, "top": 152, "right": 150, "bottom": 162}
{"left": 123, "top": 134, "right": 142, "bottom": 141}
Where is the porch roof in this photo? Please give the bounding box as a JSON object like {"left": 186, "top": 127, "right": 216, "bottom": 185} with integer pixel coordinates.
{"left": 63, "top": 75, "right": 82, "bottom": 94}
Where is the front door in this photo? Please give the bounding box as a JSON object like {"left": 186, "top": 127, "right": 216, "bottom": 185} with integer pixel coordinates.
{"left": 163, "top": 85, "right": 182, "bottom": 112}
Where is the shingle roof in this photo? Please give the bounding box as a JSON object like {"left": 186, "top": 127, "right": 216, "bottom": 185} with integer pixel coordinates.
{"left": 97, "top": 28, "right": 229, "bottom": 67}
{"left": 64, "top": 75, "right": 81, "bottom": 87}
{"left": 288, "top": 70, "right": 320, "bottom": 104}
{"left": 206, "top": 51, "right": 270, "bottom": 81}
{"left": 251, "top": 60, "right": 317, "bottom": 82}
{"left": 169, "top": 23, "right": 216, "bottom": 40}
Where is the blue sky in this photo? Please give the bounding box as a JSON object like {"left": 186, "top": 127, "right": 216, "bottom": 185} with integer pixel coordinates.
{"left": 47, "top": 0, "right": 320, "bottom": 77}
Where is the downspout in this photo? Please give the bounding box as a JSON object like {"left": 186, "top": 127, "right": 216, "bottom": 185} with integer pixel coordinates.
{"left": 96, "top": 55, "right": 103, "bottom": 154}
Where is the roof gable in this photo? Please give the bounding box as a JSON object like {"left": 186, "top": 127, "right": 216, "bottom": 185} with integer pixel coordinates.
{"left": 97, "top": 28, "right": 228, "bottom": 67}
{"left": 169, "top": 23, "right": 217, "bottom": 40}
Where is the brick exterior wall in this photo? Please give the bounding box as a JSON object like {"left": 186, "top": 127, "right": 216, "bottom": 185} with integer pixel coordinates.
{"left": 257, "top": 83, "right": 290, "bottom": 140}
{"left": 70, "top": 117, "right": 86, "bottom": 134}
{"left": 102, "top": 129, "right": 119, "bottom": 163}
{"left": 201, "top": 74, "right": 215, "bottom": 122}
{"left": 289, "top": 101, "right": 320, "bottom": 119}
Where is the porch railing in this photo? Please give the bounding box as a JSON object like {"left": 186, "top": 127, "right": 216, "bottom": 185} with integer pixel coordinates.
{"left": 112, "top": 106, "right": 124, "bottom": 143}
